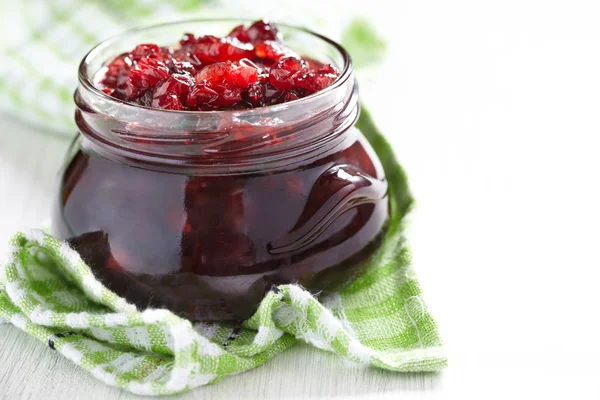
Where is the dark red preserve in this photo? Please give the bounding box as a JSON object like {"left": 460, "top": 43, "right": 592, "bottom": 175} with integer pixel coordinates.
{"left": 99, "top": 20, "right": 340, "bottom": 111}
{"left": 52, "top": 20, "right": 389, "bottom": 321}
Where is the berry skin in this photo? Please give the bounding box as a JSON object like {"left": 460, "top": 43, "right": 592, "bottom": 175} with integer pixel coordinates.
{"left": 129, "top": 44, "right": 162, "bottom": 61}
{"left": 269, "top": 57, "right": 306, "bottom": 90}
{"left": 227, "top": 24, "right": 251, "bottom": 42}
{"left": 124, "top": 58, "right": 169, "bottom": 99}
{"left": 296, "top": 64, "right": 339, "bottom": 93}
{"left": 101, "top": 55, "right": 131, "bottom": 87}
{"left": 227, "top": 63, "right": 259, "bottom": 88}
{"left": 151, "top": 74, "right": 194, "bottom": 110}
{"left": 152, "top": 93, "right": 183, "bottom": 110}
{"left": 192, "top": 35, "right": 254, "bottom": 64}
{"left": 171, "top": 51, "right": 202, "bottom": 73}
{"left": 246, "top": 20, "right": 280, "bottom": 42}
{"left": 254, "top": 40, "right": 295, "bottom": 61}
{"left": 187, "top": 82, "right": 220, "bottom": 109}
{"left": 228, "top": 20, "right": 279, "bottom": 43}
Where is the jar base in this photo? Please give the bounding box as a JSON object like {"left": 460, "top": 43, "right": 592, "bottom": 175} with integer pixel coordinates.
{"left": 66, "top": 227, "right": 386, "bottom": 321}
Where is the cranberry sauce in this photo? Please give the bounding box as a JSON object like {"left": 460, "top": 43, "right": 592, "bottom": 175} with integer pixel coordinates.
{"left": 53, "top": 19, "right": 389, "bottom": 321}
{"left": 99, "top": 20, "right": 340, "bottom": 111}
{"left": 53, "top": 132, "right": 388, "bottom": 321}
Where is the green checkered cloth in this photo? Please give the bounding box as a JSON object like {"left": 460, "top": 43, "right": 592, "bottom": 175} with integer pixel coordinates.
{"left": 0, "top": 0, "right": 384, "bottom": 138}
{"left": 0, "top": 109, "right": 446, "bottom": 396}
{"left": 0, "top": 0, "right": 444, "bottom": 395}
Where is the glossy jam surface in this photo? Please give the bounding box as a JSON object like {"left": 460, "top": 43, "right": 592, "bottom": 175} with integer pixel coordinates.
{"left": 53, "top": 131, "right": 388, "bottom": 321}
{"left": 99, "top": 19, "right": 340, "bottom": 110}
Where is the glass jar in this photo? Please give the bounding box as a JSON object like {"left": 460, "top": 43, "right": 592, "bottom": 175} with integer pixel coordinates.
{"left": 52, "top": 19, "right": 389, "bottom": 321}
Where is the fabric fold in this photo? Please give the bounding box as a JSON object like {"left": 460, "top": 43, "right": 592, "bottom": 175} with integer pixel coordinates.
{"left": 0, "top": 109, "right": 446, "bottom": 396}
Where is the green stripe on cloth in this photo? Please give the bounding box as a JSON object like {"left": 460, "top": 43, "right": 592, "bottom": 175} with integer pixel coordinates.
{"left": 0, "top": 108, "right": 445, "bottom": 395}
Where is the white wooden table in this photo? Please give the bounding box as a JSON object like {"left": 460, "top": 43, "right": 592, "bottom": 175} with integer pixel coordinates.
{"left": 2, "top": 1, "right": 600, "bottom": 397}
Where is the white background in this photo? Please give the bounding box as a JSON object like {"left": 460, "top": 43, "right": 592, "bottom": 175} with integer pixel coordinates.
{"left": 1, "top": 0, "right": 600, "bottom": 398}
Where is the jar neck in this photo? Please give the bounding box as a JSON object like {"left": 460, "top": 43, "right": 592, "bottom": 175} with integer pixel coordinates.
{"left": 74, "top": 19, "right": 358, "bottom": 175}
{"left": 75, "top": 74, "right": 359, "bottom": 175}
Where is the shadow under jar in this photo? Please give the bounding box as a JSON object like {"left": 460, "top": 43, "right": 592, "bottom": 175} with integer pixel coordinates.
{"left": 52, "top": 19, "right": 390, "bottom": 321}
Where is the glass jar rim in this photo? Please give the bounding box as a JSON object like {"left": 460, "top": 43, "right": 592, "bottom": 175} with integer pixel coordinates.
{"left": 78, "top": 17, "right": 353, "bottom": 117}
{"left": 75, "top": 19, "right": 359, "bottom": 174}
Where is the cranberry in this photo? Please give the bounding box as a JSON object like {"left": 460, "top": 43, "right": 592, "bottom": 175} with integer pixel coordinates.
{"left": 262, "top": 81, "right": 285, "bottom": 104}
{"left": 124, "top": 57, "right": 169, "bottom": 99}
{"left": 254, "top": 40, "right": 293, "bottom": 61}
{"left": 194, "top": 61, "right": 229, "bottom": 84}
{"left": 219, "top": 83, "right": 243, "bottom": 107}
{"left": 171, "top": 51, "right": 202, "bottom": 71}
{"left": 193, "top": 35, "right": 254, "bottom": 64}
{"left": 228, "top": 20, "right": 279, "bottom": 43}
{"left": 297, "top": 65, "right": 339, "bottom": 93}
{"left": 180, "top": 32, "right": 197, "bottom": 46}
{"left": 133, "top": 89, "right": 155, "bottom": 107}
{"left": 227, "top": 63, "right": 259, "bottom": 88}
{"left": 101, "top": 55, "right": 131, "bottom": 87}
{"left": 283, "top": 91, "right": 299, "bottom": 102}
{"left": 151, "top": 74, "right": 193, "bottom": 110}
{"left": 269, "top": 57, "right": 306, "bottom": 90}
{"left": 245, "top": 81, "right": 264, "bottom": 106}
{"left": 228, "top": 24, "right": 251, "bottom": 42}
{"left": 129, "top": 44, "right": 162, "bottom": 61}
{"left": 155, "top": 74, "right": 194, "bottom": 97}
{"left": 244, "top": 79, "right": 286, "bottom": 107}
{"left": 191, "top": 62, "right": 246, "bottom": 109}
{"left": 98, "top": 20, "right": 340, "bottom": 111}
{"left": 167, "top": 59, "right": 197, "bottom": 75}
{"left": 246, "top": 20, "right": 279, "bottom": 42}
{"left": 151, "top": 93, "right": 183, "bottom": 110}
{"left": 187, "top": 82, "right": 219, "bottom": 109}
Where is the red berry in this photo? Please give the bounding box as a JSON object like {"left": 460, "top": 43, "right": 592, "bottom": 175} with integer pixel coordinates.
{"left": 151, "top": 93, "right": 183, "bottom": 110}
{"left": 296, "top": 72, "right": 335, "bottom": 93}
{"left": 129, "top": 44, "right": 161, "bottom": 61}
{"left": 283, "top": 91, "right": 299, "bottom": 102}
{"left": 319, "top": 64, "right": 339, "bottom": 75}
{"left": 245, "top": 81, "right": 264, "bottom": 106}
{"left": 152, "top": 74, "right": 194, "bottom": 109}
{"left": 227, "top": 63, "right": 259, "bottom": 88}
{"left": 98, "top": 20, "right": 340, "bottom": 110}
{"left": 216, "top": 84, "right": 242, "bottom": 108}
{"left": 268, "top": 57, "right": 306, "bottom": 90}
{"left": 195, "top": 62, "right": 229, "bottom": 84}
{"left": 125, "top": 58, "right": 169, "bottom": 99}
{"left": 180, "top": 32, "right": 197, "bottom": 46}
{"left": 254, "top": 41, "right": 291, "bottom": 61}
{"left": 193, "top": 63, "right": 246, "bottom": 108}
{"left": 228, "top": 24, "right": 251, "bottom": 43}
{"left": 279, "top": 57, "right": 307, "bottom": 71}
{"left": 167, "top": 59, "right": 197, "bottom": 75}
{"left": 134, "top": 89, "right": 155, "bottom": 107}
{"left": 296, "top": 64, "right": 339, "bottom": 93}
{"left": 243, "top": 79, "right": 286, "bottom": 107}
{"left": 101, "top": 55, "right": 132, "bottom": 87}
{"left": 187, "top": 82, "right": 219, "bottom": 109}
{"left": 193, "top": 35, "right": 254, "bottom": 64}
{"left": 246, "top": 20, "right": 279, "bottom": 42}
{"left": 172, "top": 50, "right": 202, "bottom": 71}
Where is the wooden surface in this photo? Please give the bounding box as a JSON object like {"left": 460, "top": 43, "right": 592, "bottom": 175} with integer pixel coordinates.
{"left": 0, "top": 323, "right": 441, "bottom": 399}
{"left": 3, "top": 1, "right": 600, "bottom": 397}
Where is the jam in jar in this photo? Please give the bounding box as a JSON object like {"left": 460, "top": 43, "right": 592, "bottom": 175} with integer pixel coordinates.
{"left": 52, "top": 19, "right": 389, "bottom": 321}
